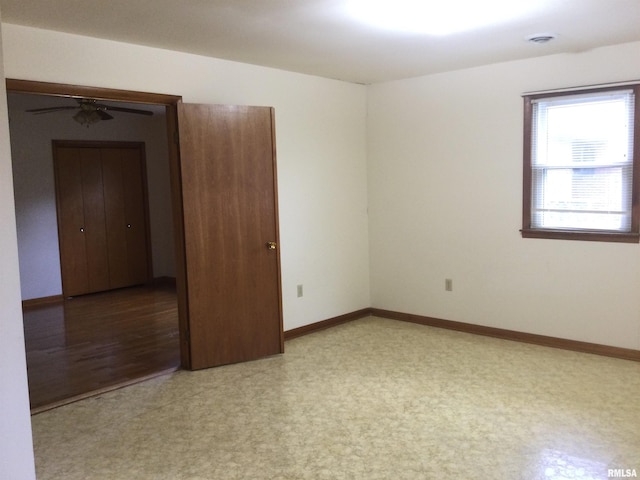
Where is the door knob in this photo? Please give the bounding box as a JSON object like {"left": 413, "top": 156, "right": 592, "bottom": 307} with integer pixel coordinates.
{"left": 127, "top": 224, "right": 132, "bottom": 228}
{"left": 80, "top": 227, "right": 84, "bottom": 233}
{"left": 266, "top": 241, "right": 277, "bottom": 250}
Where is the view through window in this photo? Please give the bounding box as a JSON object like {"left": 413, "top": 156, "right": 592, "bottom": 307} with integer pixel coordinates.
{"left": 522, "top": 84, "right": 639, "bottom": 242}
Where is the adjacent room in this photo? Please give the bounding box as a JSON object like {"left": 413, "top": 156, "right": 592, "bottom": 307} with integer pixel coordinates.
{"left": 7, "top": 92, "right": 180, "bottom": 411}
{"left": 1, "top": 1, "right": 639, "bottom": 479}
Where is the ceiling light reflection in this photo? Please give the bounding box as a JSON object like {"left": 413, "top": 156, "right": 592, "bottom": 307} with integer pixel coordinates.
{"left": 346, "top": 0, "right": 548, "bottom": 35}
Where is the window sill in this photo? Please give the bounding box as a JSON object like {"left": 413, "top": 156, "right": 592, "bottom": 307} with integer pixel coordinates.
{"left": 520, "top": 228, "right": 640, "bottom": 243}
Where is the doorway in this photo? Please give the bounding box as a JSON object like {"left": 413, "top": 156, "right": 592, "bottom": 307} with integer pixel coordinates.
{"left": 7, "top": 81, "right": 182, "bottom": 410}
{"left": 8, "top": 79, "right": 285, "bottom": 409}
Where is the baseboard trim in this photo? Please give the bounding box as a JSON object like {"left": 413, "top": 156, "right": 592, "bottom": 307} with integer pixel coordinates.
{"left": 153, "top": 276, "right": 177, "bottom": 287}
{"left": 370, "top": 308, "right": 640, "bottom": 362}
{"left": 284, "top": 308, "right": 371, "bottom": 341}
{"left": 22, "top": 294, "right": 64, "bottom": 309}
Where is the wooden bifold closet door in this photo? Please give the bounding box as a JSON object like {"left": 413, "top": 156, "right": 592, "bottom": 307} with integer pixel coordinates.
{"left": 53, "top": 141, "right": 151, "bottom": 297}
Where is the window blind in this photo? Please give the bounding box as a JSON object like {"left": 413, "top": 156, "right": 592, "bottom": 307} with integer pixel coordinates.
{"left": 530, "top": 89, "right": 635, "bottom": 232}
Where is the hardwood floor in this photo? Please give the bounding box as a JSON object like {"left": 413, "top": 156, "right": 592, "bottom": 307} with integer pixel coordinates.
{"left": 23, "top": 284, "right": 180, "bottom": 413}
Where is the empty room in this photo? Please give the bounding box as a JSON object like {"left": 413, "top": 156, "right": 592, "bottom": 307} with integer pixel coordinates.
{"left": 1, "top": 1, "right": 639, "bottom": 479}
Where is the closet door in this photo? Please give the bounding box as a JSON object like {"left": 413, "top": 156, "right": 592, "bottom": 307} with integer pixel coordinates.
{"left": 102, "top": 148, "right": 130, "bottom": 289}
{"left": 101, "top": 146, "right": 149, "bottom": 289}
{"left": 81, "top": 149, "right": 111, "bottom": 293}
{"left": 54, "top": 146, "right": 110, "bottom": 296}
{"left": 120, "top": 148, "right": 150, "bottom": 285}
{"left": 54, "top": 141, "right": 151, "bottom": 297}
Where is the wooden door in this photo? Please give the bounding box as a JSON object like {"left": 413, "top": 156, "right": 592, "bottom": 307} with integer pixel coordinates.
{"left": 177, "top": 104, "right": 283, "bottom": 369}
{"left": 101, "top": 146, "right": 150, "bottom": 288}
{"left": 54, "top": 142, "right": 151, "bottom": 296}
{"left": 55, "top": 146, "right": 110, "bottom": 296}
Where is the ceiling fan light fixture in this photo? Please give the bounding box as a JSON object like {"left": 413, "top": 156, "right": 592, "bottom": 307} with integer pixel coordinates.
{"left": 73, "top": 109, "right": 102, "bottom": 127}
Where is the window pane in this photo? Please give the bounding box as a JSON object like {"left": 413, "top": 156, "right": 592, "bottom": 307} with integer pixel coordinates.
{"left": 532, "top": 166, "right": 631, "bottom": 230}
{"left": 530, "top": 90, "right": 634, "bottom": 232}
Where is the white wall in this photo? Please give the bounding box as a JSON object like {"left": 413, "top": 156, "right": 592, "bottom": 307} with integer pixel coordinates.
{"left": 0, "top": 22, "right": 368, "bottom": 477}
{"left": 0, "top": 18, "right": 37, "bottom": 480}
{"left": 8, "top": 93, "right": 175, "bottom": 300}
{"left": 367, "top": 41, "right": 640, "bottom": 350}
{"left": 1, "top": 24, "right": 371, "bottom": 330}
{"left": 1, "top": 18, "right": 639, "bottom": 479}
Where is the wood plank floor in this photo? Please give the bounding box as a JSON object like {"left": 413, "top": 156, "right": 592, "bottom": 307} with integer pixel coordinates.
{"left": 23, "top": 284, "right": 180, "bottom": 413}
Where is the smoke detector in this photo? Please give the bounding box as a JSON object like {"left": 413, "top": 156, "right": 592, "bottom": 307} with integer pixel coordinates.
{"left": 526, "top": 33, "right": 557, "bottom": 44}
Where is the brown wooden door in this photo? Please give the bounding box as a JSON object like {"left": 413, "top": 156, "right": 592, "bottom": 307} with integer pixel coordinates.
{"left": 101, "top": 147, "right": 150, "bottom": 289}
{"left": 177, "top": 104, "right": 283, "bottom": 369}
{"left": 54, "top": 142, "right": 151, "bottom": 296}
{"left": 55, "top": 146, "right": 110, "bottom": 296}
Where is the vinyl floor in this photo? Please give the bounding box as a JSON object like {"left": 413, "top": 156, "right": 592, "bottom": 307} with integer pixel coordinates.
{"left": 30, "top": 316, "right": 640, "bottom": 479}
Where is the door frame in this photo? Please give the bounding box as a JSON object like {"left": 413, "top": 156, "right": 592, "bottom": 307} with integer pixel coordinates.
{"left": 6, "top": 79, "right": 193, "bottom": 367}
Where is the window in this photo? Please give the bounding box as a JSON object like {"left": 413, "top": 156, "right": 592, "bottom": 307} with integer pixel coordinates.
{"left": 522, "top": 84, "right": 640, "bottom": 242}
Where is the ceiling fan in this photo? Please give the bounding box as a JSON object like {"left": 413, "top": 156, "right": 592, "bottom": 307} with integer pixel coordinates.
{"left": 26, "top": 98, "right": 154, "bottom": 126}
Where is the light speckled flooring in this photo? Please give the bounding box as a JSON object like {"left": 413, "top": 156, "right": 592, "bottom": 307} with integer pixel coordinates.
{"left": 32, "top": 316, "right": 640, "bottom": 479}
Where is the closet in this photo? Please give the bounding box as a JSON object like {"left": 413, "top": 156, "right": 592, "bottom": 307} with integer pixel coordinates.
{"left": 53, "top": 141, "right": 151, "bottom": 297}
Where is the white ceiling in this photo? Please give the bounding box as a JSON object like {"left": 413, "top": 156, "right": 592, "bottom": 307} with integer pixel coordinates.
{"left": 1, "top": 0, "right": 639, "bottom": 84}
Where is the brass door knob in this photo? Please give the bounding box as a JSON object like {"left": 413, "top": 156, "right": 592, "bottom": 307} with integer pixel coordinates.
{"left": 266, "top": 241, "right": 277, "bottom": 250}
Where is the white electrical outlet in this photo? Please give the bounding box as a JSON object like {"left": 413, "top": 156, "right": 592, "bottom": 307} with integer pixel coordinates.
{"left": 297, "top": 284, "right": 303, "bottom": 297}
{"left": 445, "top": 279, "right": 453, "bottom": 291}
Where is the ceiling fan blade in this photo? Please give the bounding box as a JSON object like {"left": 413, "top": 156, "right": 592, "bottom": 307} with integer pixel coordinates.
{"left": 26, "top": 106, "right": 78, "bottom": 114}
{"left": 101, "top": 105, "right": 154, "bottom": 116}
{"left": 96, "top": 110, "right": 114, "bottom": 121}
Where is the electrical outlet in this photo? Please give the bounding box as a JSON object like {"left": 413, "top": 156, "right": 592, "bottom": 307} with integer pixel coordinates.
{"left": 297, "top": 284, "right": 303, "bottom": 297}
{"left": 445, "top": 279, "right": 453, "bottom": 291}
